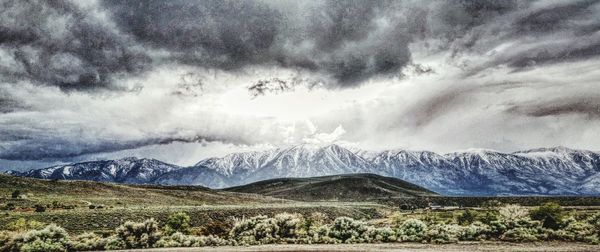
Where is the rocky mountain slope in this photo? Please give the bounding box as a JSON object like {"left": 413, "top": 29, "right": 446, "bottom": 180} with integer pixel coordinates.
{"left": 12, "top": 145, "right": 600, "bottom": 196}
{"left": 15, "top": 157, "right": 181, "bottom": 184}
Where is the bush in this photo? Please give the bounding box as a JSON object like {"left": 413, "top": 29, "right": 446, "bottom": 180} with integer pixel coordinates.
{"left": 0, "top": 231, "right": 16, "bottom": 252}
{"left": 587, "top": 212, "right": 600, "bottom": 236}
{"left": 164, "top": 212, "right": 191, "bottom": 235}
{"left": 5, "top": 218, "right": 45, "bottom": 232}
{"left": 487, "top": 220, "right": 508, "bottom": 237}
{"left": 500, "top": 227, "right": 538, "bottom": 242}
{"left": 388, "top": 211, "right": 404, "bottom": 227}
{"left": 530, "top": 202, "right": 564, "bottom": 229}
{"left": 11, "top": 190, "right": 21, "bottom": 199}
{"left": 274, "top": 213, "right": 304, "bottom": 239}
{"left": 1, "top": 203, "right": 16, "bottom": 211}
{"left": 457, "top": 210, "right": 477, "bottom": 225}
{"left": 113, "top": 218, "right": 162, "bottom": 249}
{"left": 480, "top": 211, "right": 499, "bottom": 225}
{"left": 426, "top": 224, "right": 461, "bottom": 243}
{"left": 499, "top": 204, "right": 529, "bottom": 223}
{"left": 363, "top": 227, "right": 397, "bottom": 242}
{"left": 34, "top": 205, "right": 46, "bottom": 213}
{"left": 460, "top": 221, "right": 491, "bottom": 241}
{"left": 230, "top": 215, "right": 268, "bottom": 244}
{"left": 11, "top": 224, "right": 70, "bottom": 252}
{"left": 308, "top": 212, "right": 328, "bottom": 227}
{"left": 155, "top": 232, "right": 227, "bottom": 247}
{"left": 397, "top": 218, "right": 427, "bottom": 242}
{"left": 229, "top": 213, "right": 305, "bottom": 244}
{"left": 193, "top": 219, "right": 231, "bottom": 237}
{"left": 69, "top": 232, "right": 107, "bottom": 251}
{"left": 327, "top": 217, "right": 369, "bottom": 243}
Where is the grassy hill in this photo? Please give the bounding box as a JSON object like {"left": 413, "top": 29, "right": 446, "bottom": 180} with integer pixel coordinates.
{"left": 0, "top": 174, "right": 387, "bottom": 233}
{"left": 0, "top": 173, "right": 274, "bottom": 208}
{"left": 223, "top": 173, "right": 439, "bottom": 201}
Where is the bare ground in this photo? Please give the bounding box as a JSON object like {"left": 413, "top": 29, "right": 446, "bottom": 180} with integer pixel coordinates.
{"left": 111, "top": 242, "right": 599, "bottom": 252}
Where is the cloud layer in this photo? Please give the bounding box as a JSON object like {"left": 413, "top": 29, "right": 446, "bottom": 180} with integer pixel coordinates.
{"left": 1, "top": 0, "right": 600, "bottom": 170}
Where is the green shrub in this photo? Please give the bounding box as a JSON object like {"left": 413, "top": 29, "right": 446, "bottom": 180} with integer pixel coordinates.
{"left": 563, "top": 218, "right": 595, "bottom": 241}
{"left": 426, "top": 224, "right": 460, "bottom": 243}
{"left": 103, "top": 236, "right": 126, "bottom": 250}
{"left": 487, "top": 220, "right": 508, "bottom": 237}
{"left": 155, "top": 232, "right": 227, "bottom": 247}
{"left": 460, "top": 221, "right": 491, "bottom": 241}
{"left": 164, "top": 212, "right": 191, "bottom": 235}
{"left": 363, "top": 227, "right": 397, "bottom": 242}
{"left": 308, "top": 212, "right": 328, "bottom": 227}
{"left": 388, "top": 211, "right": 404, "bottom": 227}
{"left": 1, "top": 203, "right": 16, "bottom": 211}
{"left": 457, "top": 210, "right": 477, "bottom": 225}
{"left": 499, "top": 204, "right": 529, "bottom": 223}
{"left": 529, "top": 202, "right": 564, "bottom": 229}
{"left": 11, "top": 224, "right": 70, "bottom": 252}
{"left": 230, "top": 215, "right": 268, "bottom": 244}
{"left": 500, "top": 227, "right": 538, "bottom": 242}
{"left": 34, "top": 205, "right": 46, "bottom": 213}
{"left": 327, "top": 217, "right": 368, "bottom": 243}
{"left": 5, "top": 218, "right": 45, "bottom": 232}
{"left": 229, "top": 213, "right": 305, "bottom": 244}
{"left": 0, "top": 231, "right": 16, "bottom": 252}
{"left": 11, "top": 190, "right": 21, "bottom": 199}
{"left": 309, "top": 225, "right": 338, "bottom": 244}
{"left": 587, "top": 212, "right": 600, "bottom": 236}
{"left": 193, "top": 219, "right": 231, "bottom": 237}
{"left": 274, "top": 213, "right": 304, "bottom": 239}
{"left": 113, "top": 218, "right": 162, "bottom": 249}
{"left": 69, "top": 232, "right": 107, "bottom": 251}
{"left": 397, "top": 218, "right": 427, "bottom": 242}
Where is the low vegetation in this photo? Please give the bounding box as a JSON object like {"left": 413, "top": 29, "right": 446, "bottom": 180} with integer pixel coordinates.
{"left": 2, "top": 203, "right": 600, "bottom": 251}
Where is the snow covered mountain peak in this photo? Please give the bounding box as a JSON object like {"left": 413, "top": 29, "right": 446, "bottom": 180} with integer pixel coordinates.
{"left": 14, "top": 144, "right": 600, "bottom": 195}
{"left": 18, "top": 157, "right": 181, "bottom": 184}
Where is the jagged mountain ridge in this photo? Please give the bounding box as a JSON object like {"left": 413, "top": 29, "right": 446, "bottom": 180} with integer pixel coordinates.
{"left": 16, "top": 157, "right": 181, "bottom": 184}
{"left": 11, "top": 145, "right": 600, "bottom": 195}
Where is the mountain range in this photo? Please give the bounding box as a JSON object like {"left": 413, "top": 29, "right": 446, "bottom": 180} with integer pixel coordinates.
{"left": 7, "top": 144, "right": 600, "bottom": 196}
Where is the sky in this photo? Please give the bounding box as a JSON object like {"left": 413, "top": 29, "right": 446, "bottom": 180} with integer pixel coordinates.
{"left": 1, "top": 0, "right": 600, "bottom": 171}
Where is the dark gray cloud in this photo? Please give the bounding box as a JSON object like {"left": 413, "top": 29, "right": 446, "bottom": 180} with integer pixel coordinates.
{"left": 451, "top": 0, "right": 600, "bottom": 74}
{"left": 0, "top": 0, "right": 150, "bottom": 91}
{"left": 4, "top": 0, "right": 597, "bottom": 92}
{"left": 101, "top": 0, "right": 415, "bottom": 86}
{"left": 0, "top": 130, "right": 220, "bottom": 160}
{"left": 2, "top": 0, "right": 600, "bottom": 164}
{"left": 507, "top": 97, "right": 600, "bottom": 119}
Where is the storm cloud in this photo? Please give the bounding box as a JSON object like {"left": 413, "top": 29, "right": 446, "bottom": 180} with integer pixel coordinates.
{"left": 2, "top": 0, "right": 600, "bottom": 167}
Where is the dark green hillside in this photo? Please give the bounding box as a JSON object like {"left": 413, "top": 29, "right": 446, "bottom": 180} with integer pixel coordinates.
{"left": 223, "top": 173, "right": 439, "bottom": 201}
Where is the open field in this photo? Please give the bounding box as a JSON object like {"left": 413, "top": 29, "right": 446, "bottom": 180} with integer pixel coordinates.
{"left": 0, "top": 174, "right": 389, "bottom": 234}
{"left": 3, "top": 174, "right": 600, "bottom": 251}
{"left": 0, "top": 203, "right": 385, "bottom": 234}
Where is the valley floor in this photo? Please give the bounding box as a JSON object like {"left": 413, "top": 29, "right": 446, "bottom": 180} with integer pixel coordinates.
{"left": 111, "top": 242, "right": 600, "bottom": 252}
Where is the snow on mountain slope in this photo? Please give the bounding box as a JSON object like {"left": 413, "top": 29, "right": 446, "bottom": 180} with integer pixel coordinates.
{"left": 13, "top": 145, "right": 600, "bottom": 195}
{"left": 153, "top": 165, "right": 230, "bottom": 188}
{"left": 195, "top": 149, "right": 278, "bottom": 176}
{"left": 184, "top": 145, "right": 600, "bottom": 195}
{"left": 158, "top": 144, "right": 373, "bottom": 188}
{"left": 17, "top": 157, "right": 181, "bottom": 184}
